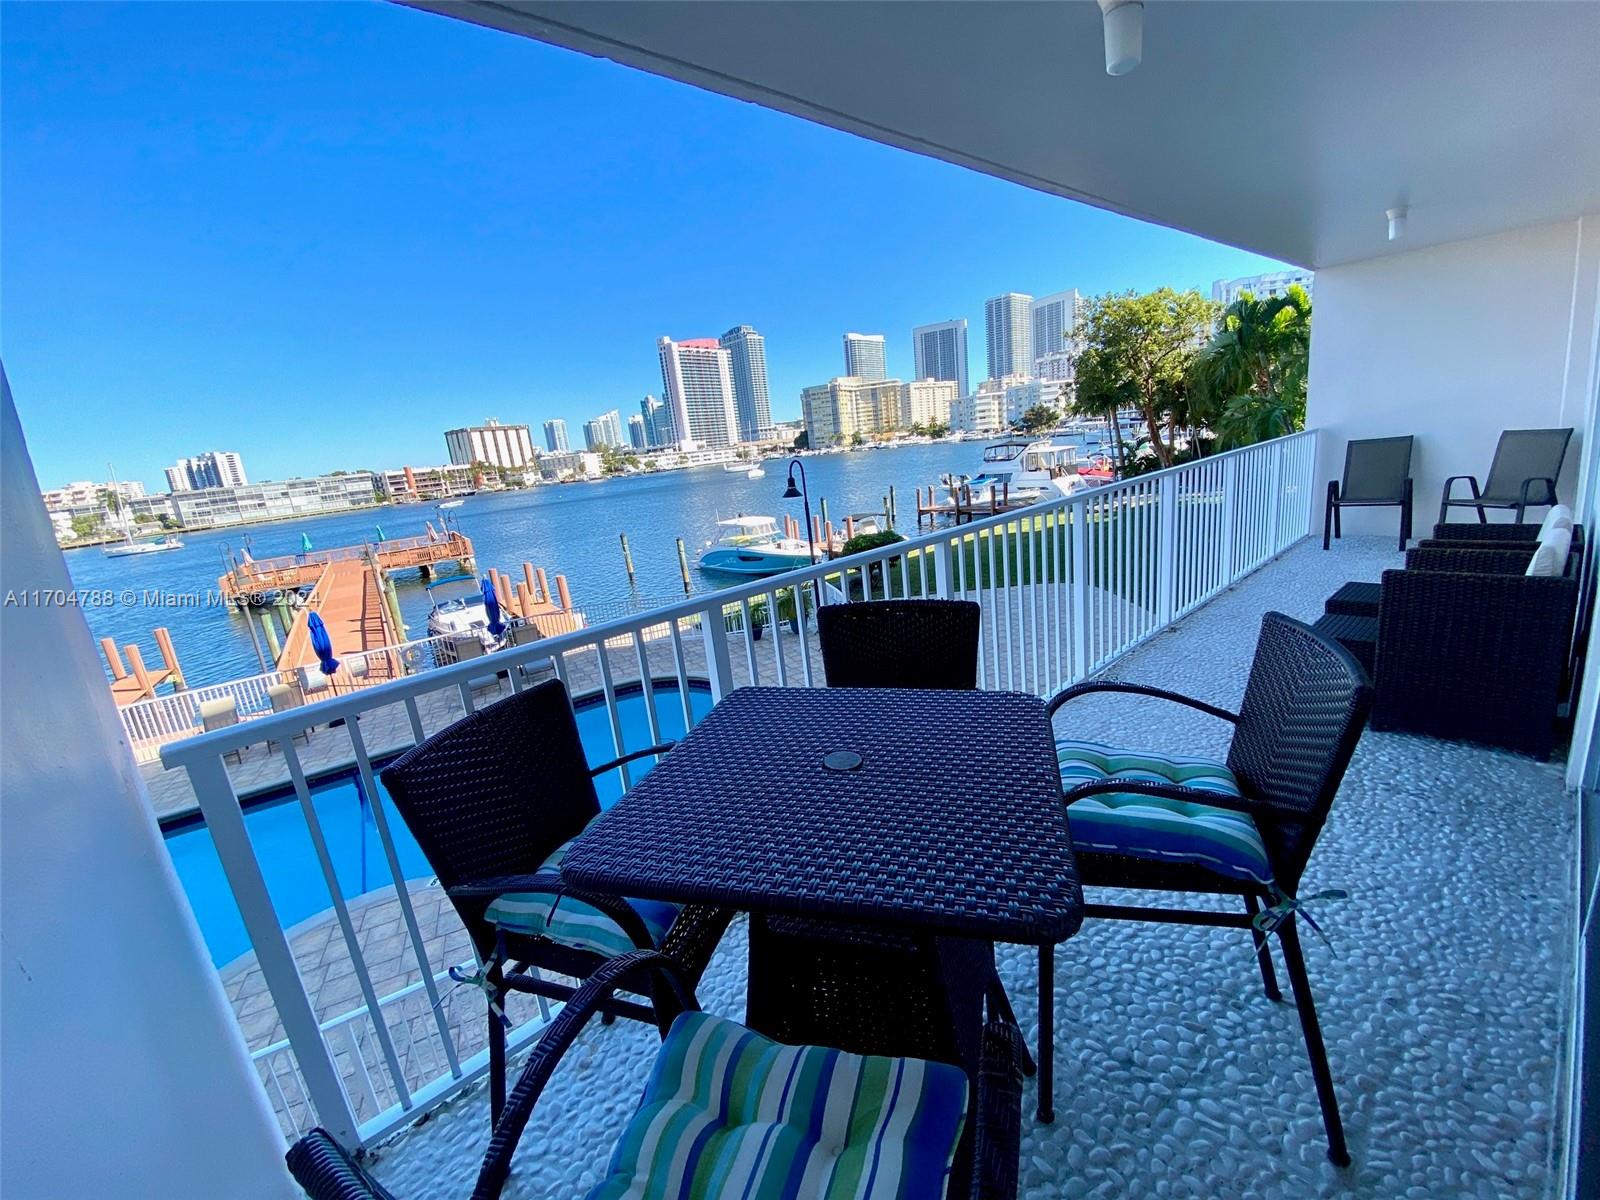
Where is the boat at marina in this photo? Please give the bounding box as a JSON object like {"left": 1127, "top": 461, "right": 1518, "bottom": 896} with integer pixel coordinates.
{"left": 437, "top": 498, "right": 465, "bottom": 510}
{"left": 942, "top": 436, "right": 1103, "bottom": 503}
{"left": 697, "top": 516, "right": 818, "bottom": 578}
{"left": 104, "top": 533, "right": 184, "bottom": 558}
{"left": 424, "top": 576, "right": 500, "bottom": 650}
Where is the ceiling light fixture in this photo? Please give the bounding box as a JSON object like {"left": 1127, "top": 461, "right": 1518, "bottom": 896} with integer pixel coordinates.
{"left": 1098, "top": 0, "right": 1143, "bottom": 76}
{"left": 1386, "top": 206, "right": 1408, "bottom": 241}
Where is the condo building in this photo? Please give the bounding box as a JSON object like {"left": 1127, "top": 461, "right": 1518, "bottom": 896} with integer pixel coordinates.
{"left": 912, "top": 318, "right": 970, "bottom": 398}
{"left": 658, "top": 336, "right": 739, "bottom": 449}
{"left": 444, "top": 419, "right": 535, "bottom": 470}
{"left": 719, "top": 325, "right": 775, "bottom": 442}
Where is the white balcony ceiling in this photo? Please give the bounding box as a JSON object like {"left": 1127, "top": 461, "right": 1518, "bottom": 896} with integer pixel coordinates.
{"left": 408, "top": 0, "right": 1600, "bottom": 268}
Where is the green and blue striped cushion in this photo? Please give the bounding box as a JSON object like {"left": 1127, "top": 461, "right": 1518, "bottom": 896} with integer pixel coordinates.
{"left": 1056, "top": 740, "right": 1275, "bottom": 885}
{"left": 485, "top": 823, "right": 681, "bottom": 958}
{"left": 587, "top": 1010, "right": 969, "bottom": 1200}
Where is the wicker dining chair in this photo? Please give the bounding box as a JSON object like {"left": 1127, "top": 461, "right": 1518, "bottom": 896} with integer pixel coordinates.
{"left": 379, "top": 680, "right": 725, "bottom": 1126}
{"left": 817, "top": 598, "right": 982, "bottom": 689}
{"left": 1323, "top": 435, "right": 1414, "bottom": 551}
{"left": 1438, "top": 427, "right": 1572, "bottom": 524}
{"left": 1040, "top": 612, "right": 1372, "bottom": 1165}
{"left": 287, "top": 950, "right": 1026, "bottom": 1200}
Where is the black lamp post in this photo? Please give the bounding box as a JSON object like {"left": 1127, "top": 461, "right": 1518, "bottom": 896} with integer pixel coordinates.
{"left": 782, "top": 457, "right": 822, "bottom": 609}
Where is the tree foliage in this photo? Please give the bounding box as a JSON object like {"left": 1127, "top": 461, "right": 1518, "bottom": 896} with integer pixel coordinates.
{"left": 1017, "top": 404, "right": 1059, "bottom": 433}
{"left": 1072, "top": 288, "right": 1217, "bottom": 467}
{"left": 1189, "top": 284, "right": 1311, "bottom": 449}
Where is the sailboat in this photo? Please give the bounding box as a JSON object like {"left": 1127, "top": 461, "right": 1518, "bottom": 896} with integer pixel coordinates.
{"left": 102, "top": 464, "right": 184, "bottom": 557}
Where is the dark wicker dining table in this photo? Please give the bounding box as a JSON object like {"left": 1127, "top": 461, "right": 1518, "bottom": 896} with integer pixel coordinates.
{"left": 561, "top": 685, "right": 1083, "bottom": 1084}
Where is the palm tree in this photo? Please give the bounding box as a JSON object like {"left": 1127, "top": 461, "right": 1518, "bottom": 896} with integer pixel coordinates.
{"left": 1189, "top": 284, "right": 1311, "bottom": 449}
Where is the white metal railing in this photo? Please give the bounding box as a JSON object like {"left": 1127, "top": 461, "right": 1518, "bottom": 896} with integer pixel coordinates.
{"left": 158, "top": 429, "right": 1317, "bottom": 1147}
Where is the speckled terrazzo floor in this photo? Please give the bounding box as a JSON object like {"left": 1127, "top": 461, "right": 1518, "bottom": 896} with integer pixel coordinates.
{"left": 364, "top": 536, "right": 1576, "bottom": 1200}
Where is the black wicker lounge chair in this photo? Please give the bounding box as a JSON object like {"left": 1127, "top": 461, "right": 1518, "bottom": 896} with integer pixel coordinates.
{"left": 1438, "top": 427, "right": 1572, "bottom": 524}
{"left": 286, "top": 951, "right": 1027, "bottom": 1200}
{"left": 379, "top": 680, "right": 726, "bottom": 1126}
{"left": 1324, "top": 435, "right": 1414, "bottom": 551}
{"left": 1371, "top": 543, "right": 1581, "bottom": 759}
{"left": 1040, "top": 613, "right": 1372, "bottom": 1165}
{"left": 817, "top": 598, "right": 982, "bottom": 689}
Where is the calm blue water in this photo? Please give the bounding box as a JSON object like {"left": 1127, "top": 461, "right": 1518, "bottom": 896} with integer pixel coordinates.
{"left": 62, "top": 440, "right": 1097, "bottom": 687}
{"left": 166, "top": 682, "right": 714, "bottom": 967}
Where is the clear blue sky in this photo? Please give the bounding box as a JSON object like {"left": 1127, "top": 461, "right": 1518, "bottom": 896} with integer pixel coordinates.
{"left": 3, "top": 1, "right": 1288, "bottom": 492}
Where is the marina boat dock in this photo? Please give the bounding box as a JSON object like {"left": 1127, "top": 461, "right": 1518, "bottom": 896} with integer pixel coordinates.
{"left": 215, "top": 531, "right": 477, "bottom": 607}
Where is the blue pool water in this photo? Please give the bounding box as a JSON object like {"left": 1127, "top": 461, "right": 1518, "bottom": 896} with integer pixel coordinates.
{"left": 165, "top": 681, "right": 714, "bottom": 967}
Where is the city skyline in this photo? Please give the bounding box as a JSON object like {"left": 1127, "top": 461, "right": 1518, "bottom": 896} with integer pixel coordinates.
{"left": 4, "top": 2, "right": 1291, "bottom": 490}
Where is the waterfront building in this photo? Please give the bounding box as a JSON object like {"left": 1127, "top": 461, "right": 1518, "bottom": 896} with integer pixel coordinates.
{"left": 658, "top": 336, "right": 739, "bottom": 449}
{"left": 641, "top": 444, "right": 749, "bottom": 471}
{"left": 640, "top": 395, "right": 674, "bottom": 447}
{"left": 40, "top": 478, "right": 146, "bottom": 512}
{"left": 984, "top": 292, "right": 1033, "bottom": 381}
{"left": 582, "top": 409, "right": 624, "bottom": 451}
{"left": 842, "top": 332, "right": 888, "bottom": 383}
{"left": 1002, "top": 376, "right": 1072, "bottom": 425}
{"left": 167, "top": 472, "right": 379, "bottom": 530}
{"left": 376, "top": 464, "right": 476, "bottom": 502}
{"left": 912, "top": 318, "right": 970, "bottom": 398}
{"left": 444, "top": 419, "right": 535, "bottom": 470}
{"left": 165, "top": 451, "right": 247, "bottom": 493}
{"left": 537, "top": 450, "right": 603, "bottom": 482}
{"left": 1212, "top": 268, "right": 1315, "bottom": 306}
{"left": 950, "top": 376, "right": 1016, "bottom": 433}
{"left": 719, "top": 325, "right": 775, "bottom": 442}
{"left": 1030, "top": 289, "right": 1086, "bottom": 382}
{"left": 901, "top": 378, "right": 959, "bottom": 428}
{"left": 800, "top": 376, "right": 904, "bottom": 446}
{"left": 626, "top": 414, "right": 649, "bottom": 450}
{"left": 543, "top": 418, "right": 570, "bottom": 454}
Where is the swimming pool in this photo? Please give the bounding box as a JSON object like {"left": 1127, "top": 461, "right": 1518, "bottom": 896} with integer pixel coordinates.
{"left": 164, "top": 681, "right": 714, "bottom": 967}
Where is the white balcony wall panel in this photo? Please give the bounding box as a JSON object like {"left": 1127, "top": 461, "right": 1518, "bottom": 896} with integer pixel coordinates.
{"left": 0, "top": 373, "right": 294, "bottom": 1198}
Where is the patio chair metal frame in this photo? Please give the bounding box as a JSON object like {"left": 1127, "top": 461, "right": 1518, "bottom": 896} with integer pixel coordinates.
{"left": 379, "top": 679, "right": 721, "bottom": 1127}
{"left": 287, "top": 949, "right": 1027, "bottom": 1200}
{"left": 1323, "top": 434, "right": 1415, "bottom": 552}
{"left": 817, "top": 598, "right": 982, "bottom": 689}
{"left": 1039, "top": 613, "right": 1372, "bottom": 1166}
{"left": 1437, "top": 426, "right": 1573, "bottom": 525}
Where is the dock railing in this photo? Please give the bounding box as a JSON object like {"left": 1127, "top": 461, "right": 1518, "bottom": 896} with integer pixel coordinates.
{"left": 156, "top": 429, "right": 1318, "bottom": 1147}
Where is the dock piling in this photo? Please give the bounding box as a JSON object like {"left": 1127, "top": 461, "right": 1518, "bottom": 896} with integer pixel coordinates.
{"left": 535, "top": 567, "right": 550, "bottom": 605}
{"left": 101, "top": 637, "right": 128, "bottom": 680}
{"left": 522, "top": 562, "right": 537, "bottom": 602}
{"left": 124, "top": 644, "right": 155, "bottom": 699}
{"left": 154, "top": 627, "right": 186, "bottom": 690}
{"left": 555, "top": 574, "right": 573, "bottom": 612}
{"left": 676, "top": 538, "right": 692, "bottom": 594}
{"left": 259, "top": 612, "right": 282, "bottom": 662}
{"left": 620, "top": 533, "right": 636, "bottom": 585}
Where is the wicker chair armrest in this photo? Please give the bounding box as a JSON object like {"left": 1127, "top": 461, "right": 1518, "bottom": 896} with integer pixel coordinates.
{"left": 589, "top": 741, "right": 676, "bottom": 777}
{"left": 1428, "top": 522, "right": 1539, "bottom": 542}
{"left": 286, "top": 1130, "right": 400, "bottom": 1200}
{"left": 970, "top": 1019, "right": 1025, "bottom": 1200}
{"left": 1047, "top": 679, "right": 1238, "bottom": 724}
{"left": 1404, "top": 547, "right": 1535, "bottom": 575}
{"left": 448, "top": 872, "right": 657, "bottom": 952}
{"left": 1062, "top": 777, "right": 1274, "bottom": 820}
{"left": 473, "top": 950, "right": 699, "bottom": 1200}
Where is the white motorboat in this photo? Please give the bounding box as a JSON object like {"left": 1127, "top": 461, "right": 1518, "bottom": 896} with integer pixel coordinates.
{"left": 437, "top": 498, "right": 465, "bottom": 510}
{"left": 697, "top": 516, "right": 817, "bottom": 578}
{"left": 944, "top": 437, "right": 1104, "bottom": 503}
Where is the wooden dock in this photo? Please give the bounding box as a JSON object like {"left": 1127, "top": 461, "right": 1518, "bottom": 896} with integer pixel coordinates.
{"left": 216, "top": 531, "right": 476, "bottom": 607}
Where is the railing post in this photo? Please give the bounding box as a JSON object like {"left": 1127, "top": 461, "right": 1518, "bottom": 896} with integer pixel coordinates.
{"left": 698, "top": 600, "right": 737, "bottom": 703}
{"left": 1069, "top": 499, "right": 1089, "bottom": 680}
{"left": 1269, "top": 441, "right": 1285, "bottom": 552}
{"left": 1156, "top": 471, "right": 1178, "bottom": 628}
{"left": 179, "top": 752, "right": 360, "bottom": 1146}
{"left": 930, "top": 538, "right": 955, "bottom": 600}
{"left": 1221, "top": 454, "right": 1240, "bottom": 581}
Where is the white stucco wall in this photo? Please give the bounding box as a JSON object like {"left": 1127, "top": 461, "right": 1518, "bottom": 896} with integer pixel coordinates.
{"left": 1308, "top": 214, "right": 1600, "bottom": 536}
{"left": 0, "top": 372, "right": 296, "bottom": 1198}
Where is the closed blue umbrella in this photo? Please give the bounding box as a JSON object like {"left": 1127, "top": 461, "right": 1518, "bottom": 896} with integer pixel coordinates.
{"left": 480, "top": 575, "right": 506, "bottom": 638}
{"left": 374, "top": 524, "right": 387, "bottom": 543}
{"left": 307, "top": 611, "right": 340, "bottom": 676}
{"left": 301, "top": 532, "right": 314, "bottom": 554}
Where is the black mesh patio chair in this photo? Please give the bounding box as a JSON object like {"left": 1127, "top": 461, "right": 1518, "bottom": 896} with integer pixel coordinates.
{"left": 379, "top": 679, "right": 727, "bottom": 1126}
{"left": 1039, "top": 612, "right": 1372, "bottom": 1165}
{"left": 287, "top": 950, "right": 1027, "bottom": 1200}
{"left": 818, "top": 598, "right": 981, "bottom": 688}
{"left": 1324, "top": 435, "right": 1414, "bottom": 551}
{"left": 1438, "top": 427, "right": 1573, "bottom": 524}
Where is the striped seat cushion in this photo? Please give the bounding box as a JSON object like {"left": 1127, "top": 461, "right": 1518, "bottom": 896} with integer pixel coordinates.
{"left": 1056, "top": 740, "right": 1275, "bottom": 885}
{"left": 587, "top": 1010, "right": 969, "bottom": 1200}
{"left": 484, "top": 823, "right": 680, "bottom": 958}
